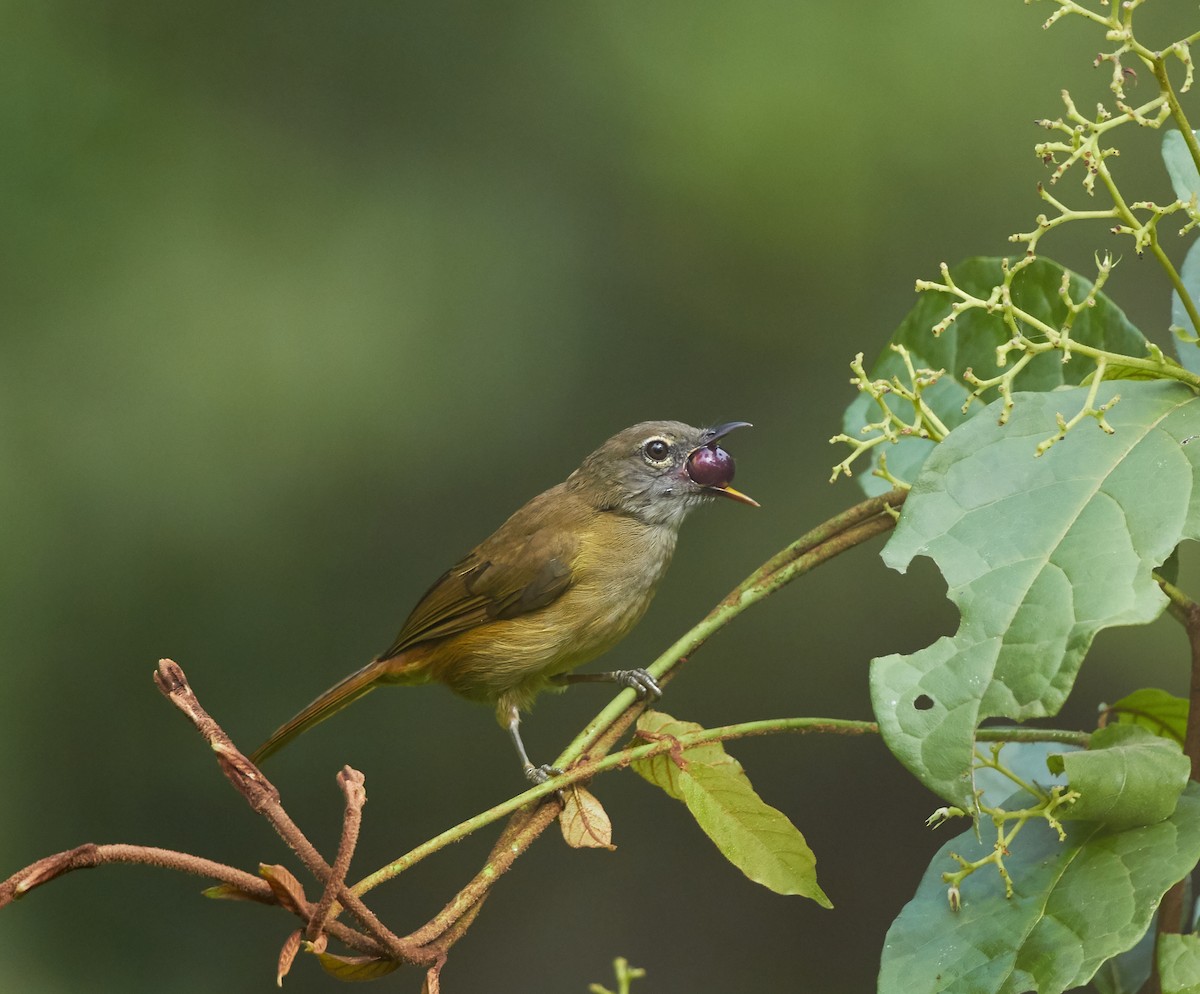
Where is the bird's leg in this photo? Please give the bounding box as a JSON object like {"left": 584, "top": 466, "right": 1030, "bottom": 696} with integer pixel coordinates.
{"left": 553, "top": 668, "right": 662, "bottom": 701}
{"left": 506, "top": 704, "right": 561, "bottom": 785}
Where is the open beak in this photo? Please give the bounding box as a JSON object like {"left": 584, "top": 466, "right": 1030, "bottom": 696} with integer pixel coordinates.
{"left": 691, "top": 421, "right": 759, "bottom": 507}
{"left": 701, "top": 421, "right": 753, "bottom": 445}
{"left": 708, "top": 483, "right": 759, "bottom": 507}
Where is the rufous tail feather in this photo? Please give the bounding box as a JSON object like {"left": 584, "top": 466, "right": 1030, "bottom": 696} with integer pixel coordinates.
{"left": 251, "top": 653, "right": 416, "bottom": 764}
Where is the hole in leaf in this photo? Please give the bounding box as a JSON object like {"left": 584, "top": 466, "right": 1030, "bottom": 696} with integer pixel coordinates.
{"left": 913, "top": 694, "right": 934, "bottom": 711}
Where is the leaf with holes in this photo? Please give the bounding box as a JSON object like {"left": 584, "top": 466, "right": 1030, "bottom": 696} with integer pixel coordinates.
{"left": 871, "top": 380, "right": 1200, "bottom": 806}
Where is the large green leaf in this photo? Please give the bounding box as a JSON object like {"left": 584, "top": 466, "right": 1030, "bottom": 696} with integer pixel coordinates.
{"left": 1046, "top": 724, "right": 1190, "bottom": 830}
{"left": 843, "top": 256, "right": 1148, "bottom": 495}
{"left": 1158, "top": 933, "right": 1200, "bottom": 994}
{"left": 1105, "top": 687, "right": 1189, "bottom": 746}
{"left": 631, "top": 711, "right": 830, "bottom": 906}
{"left": 871, "top": 380, "right": 1200, "bottom": 806}
{"left": 878, "top": 783, "right": 1200, "bottom": 994}
{"left": 1092, "top": 917, "right": 1158, "bottom": 994}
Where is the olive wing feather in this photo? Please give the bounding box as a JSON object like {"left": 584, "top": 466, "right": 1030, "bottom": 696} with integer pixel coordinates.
{"left": 376, "top": 521, "right": 578, "bottom": 661}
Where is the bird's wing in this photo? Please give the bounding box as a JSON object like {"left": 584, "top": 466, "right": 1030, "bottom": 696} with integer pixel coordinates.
{"left": 377, "top": 512, "right": 579, "bottom": 661}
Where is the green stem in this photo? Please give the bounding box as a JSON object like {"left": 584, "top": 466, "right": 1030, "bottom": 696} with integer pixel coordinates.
{"left": 345, "top": 493, "right": 909, "bottom": 908}
{"left": 975, "top": 726, "right": 1090, "bottom": 747}
{"left": 351, "top": 716, "right": 875, "bottom": 899}
{"left": 1154, "top": 55, "right": 1200, "bottom": 178}
{"left": 349, "top": 715, "right": 1091, "bottom": 899}
{"left": 1155, "top": 570, "right": 1197, "bottom": 629}
{"left": 554, "top": 489, "right": 909, "bottom": 770}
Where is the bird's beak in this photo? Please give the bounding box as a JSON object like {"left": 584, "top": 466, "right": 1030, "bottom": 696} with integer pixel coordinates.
{"left": 691, "top": 421, "right": 759, "bottom": 507}
{"left": 701, "top": 421, "right": 754, "bottom": 445}
{"left": 708, "top": 483, "right": 760, "bottom": 507}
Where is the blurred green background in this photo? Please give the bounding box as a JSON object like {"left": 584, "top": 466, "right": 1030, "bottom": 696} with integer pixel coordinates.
{"left": 3, "top": 2, "right": 1198, "bottom": 991}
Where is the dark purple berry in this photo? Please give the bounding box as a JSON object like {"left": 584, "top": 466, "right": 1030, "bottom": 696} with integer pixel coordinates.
{"left": 686, "top": 445, "right": 735, "bottom": 487}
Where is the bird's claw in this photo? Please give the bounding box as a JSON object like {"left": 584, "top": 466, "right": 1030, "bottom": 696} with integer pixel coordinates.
{"left": 524, "top": 763, "right": 564, "bottom": 785}
{"left": 612, "top": 668, "right": 662, "bottom": 701}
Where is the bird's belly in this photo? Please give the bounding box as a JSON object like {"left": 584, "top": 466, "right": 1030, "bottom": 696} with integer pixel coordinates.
{"left": 431, "top": 525, "right": 676, "bottom": 710}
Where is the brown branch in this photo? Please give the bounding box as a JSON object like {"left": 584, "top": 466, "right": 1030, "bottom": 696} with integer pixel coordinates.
{"left": 6, "top": 493, "right": 904, "bottom": 982}
{"left": 1148, "top": 580, "right": 1200, "bottom": 994}
{"left": 307, "top": 766, "right": 367, "bottom": 942}
{"left": 152, "top": 660, "right": 431, "bottom": 967}
{"left": 0, "top": 843, "right": 270, "bottom": 908}
{"left": 405, "top": 800, "right": 563, "bottom": 950}
{"left": 1182, "top": 602, "right": 1200, "bottom": 783}
{"left": 0, "top": 842, "right": 383, "bottom": 955}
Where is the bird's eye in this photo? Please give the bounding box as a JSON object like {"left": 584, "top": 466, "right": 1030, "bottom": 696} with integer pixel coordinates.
{"left": 642, "top": 438, "right": 671, "bottom": 462}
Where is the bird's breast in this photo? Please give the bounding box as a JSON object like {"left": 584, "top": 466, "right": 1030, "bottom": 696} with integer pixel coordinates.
{"left": 429, "top": 515, "right": 679, "bottom": 703}
{"left": 562, "top": 515, "right": 679, "bottom": 655}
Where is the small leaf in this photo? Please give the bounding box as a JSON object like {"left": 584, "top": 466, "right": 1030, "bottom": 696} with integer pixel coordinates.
{"left": 1103, "top": 687, "right": 1188, "bottom": 746}
{"left": 259, "top": 864, "right": 307, "bottom": 915}
{"left": 277, "top": 929, "right": 301, "bottom": 987}
{"left": 200, "top": 882, "right": 272, "bottom": 904}
{"left": 559, "top": 784, "right": 616, "bottom": 850}
{"left": 632, "top": 711, "right": 831, "bottom": 907}
{"left": 879, "top": 782, "right": 1200, "bottom": 994}
{"left": 315, "top": 952, "right": 401, "bottom": 982}
{"left": 1158, "top": 933, "right": 1200, "bottom": 994}
{"left": 1046, "top": 725, "right": 1190, "bottom": 829}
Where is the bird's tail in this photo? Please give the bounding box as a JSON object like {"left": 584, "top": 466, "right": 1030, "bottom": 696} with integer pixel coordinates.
{"left": 250, "top": 650, "right": 427, "bottom": 765}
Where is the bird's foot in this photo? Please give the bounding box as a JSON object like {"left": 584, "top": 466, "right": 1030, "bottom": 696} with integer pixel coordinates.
{"left": 524, "top": 763, "right": 564, "bottom": 785}
{"left": 611, "top": 668, "right": 662, "bottom": 701}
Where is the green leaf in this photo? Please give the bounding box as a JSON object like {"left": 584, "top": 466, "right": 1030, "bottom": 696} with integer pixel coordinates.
{"left": 1163, "top": 132, "right": 1200, "bottom": 371}
{"left": 871, "top": 380, "right": 1200, "bottom": 806}
{"left": 1104, "top": 687, "right": 1189, "bottom": 746}
{"left": 1045, "top": 725, "right": 1190, "bottom": 829}
{"left": 1172, "top": 241, "right": 1200, "bottom": 374}
{"left": 879, "top": 782, "right": 1200, "bottom": 994}
{"left": 200, "top": 882, "right": 271, "bottom": 904}
{"left": 1163, "top": 130, "right": 1200, "bottom": 202}
{"left": 1092, "top": 915, "right": 1157, "bottom": 994}
{"left": 631, "top": 711, "right": 831, "bottom": 907}
{"left": 1159, "top": 933, "right": 1200, "bottom": 994}
{"left": 843, "top": 256, "right": 1148, "bottom": 495}
{"left": 631, "top": 711, "right": 738, "bottom": 801}
{"left": 316, "top": 952, "right": 401, "bottom": 982}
